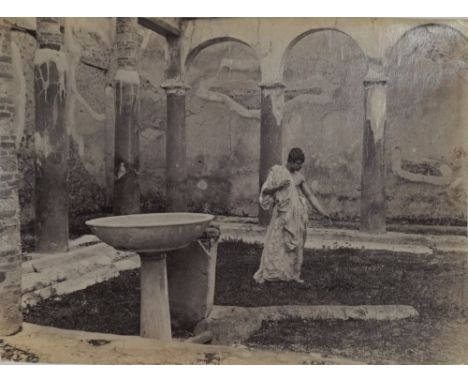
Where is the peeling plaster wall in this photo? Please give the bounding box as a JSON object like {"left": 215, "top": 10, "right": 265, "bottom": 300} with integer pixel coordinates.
{"left": 12, "top": 18, "right": 113, "bottom": 227}
{"left": 136, "top": 28, "right": 167, "bottom": 211}
{"left": 386, "top": 25, "right": 468, "bottom": 224}
{"left": 283, "top": 30, "right": 367, "bottom": 221}
{"left": 186, "top": 42, "right": 261, "bottom": 216}
{"left": 181, "top": 20, "right": 467, "bottom": 223}
{"left": 62, "top": 18, "right": 111, "bottom": 220}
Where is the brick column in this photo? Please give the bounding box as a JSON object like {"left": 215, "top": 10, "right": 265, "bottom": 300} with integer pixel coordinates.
{"left": 34, "top": 17, "right": 69, "bottom": 252}
{"left": 113, "top": 18, "right": 141, "bottom": 215}
{"left": 258, "top": 82, "right": 285, "bottom": 226}
{"left": 0, "top": 20, "right": 22, "bottom": 335}
{"left": 161, "top": 80, "right": 188, "bottom": 212}
{"left": 360, "top": 62, "right": 387, "bottom": 233}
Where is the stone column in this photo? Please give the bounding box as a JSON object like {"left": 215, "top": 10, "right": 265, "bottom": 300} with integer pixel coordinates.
{"left": 0, "top": 20, "right": 23, "bottom": 335}
{"left": 161, "top": 80, "right": 188, "bottom": 212}
{"left": 113, "top": 18, "right": 140, "bottom": 215}
{"left": 258, "top": 82, "right": 285, "bottom": 226}
{"left": 161, "top": 36, "right": 187, "bottom": 212}
{"left": 360, "top": 62, "right": 387, "bottom": 233}
{"left": 34, "top": 18, "right": 69, "bottom": 252}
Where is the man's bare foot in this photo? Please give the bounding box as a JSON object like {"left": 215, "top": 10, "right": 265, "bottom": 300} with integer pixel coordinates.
{"left": 293, "top": 277, "right": 304, "bottom": 284}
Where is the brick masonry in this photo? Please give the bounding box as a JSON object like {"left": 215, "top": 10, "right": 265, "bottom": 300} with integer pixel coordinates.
{"left": 0, "top": 22, "right": 23, "bottom": 336}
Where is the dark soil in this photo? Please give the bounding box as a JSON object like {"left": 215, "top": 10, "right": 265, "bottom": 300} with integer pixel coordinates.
{"left": 22, "top": 240, "right": 468, "bottom": 364}
{"left": 23, "top": 269, "right": 192, "bottom": 339}
{"left": 214, "top": 241, "right": 466, "bottom": 314}
{"left": 247, "top": 317, "right": 468, "bottom": 364}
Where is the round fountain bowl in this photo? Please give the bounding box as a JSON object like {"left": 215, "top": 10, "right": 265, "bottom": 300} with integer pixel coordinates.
{"left": 86, "top": 213, "right": 215, "bottom": 253}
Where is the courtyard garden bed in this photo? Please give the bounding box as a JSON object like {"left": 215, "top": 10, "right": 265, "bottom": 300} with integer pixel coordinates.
{"left": 22, "top": 240, "right": 468, "bottom": 364}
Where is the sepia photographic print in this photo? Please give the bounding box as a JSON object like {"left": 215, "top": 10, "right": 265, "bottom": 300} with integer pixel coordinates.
{"left": 1, "top": 2, "right": 468, "bottom": 371}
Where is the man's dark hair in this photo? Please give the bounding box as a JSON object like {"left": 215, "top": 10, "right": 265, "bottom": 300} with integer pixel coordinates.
{"left": 287, "top": 147, "right": 305, "bottom": 163}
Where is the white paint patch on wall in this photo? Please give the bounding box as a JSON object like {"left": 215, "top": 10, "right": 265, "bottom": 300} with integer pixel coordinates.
{"left": 264, "top": 87, "right": 284, "bottom": 127}
{"left": 33, "top": 132, "right": 53, "bottom": 160}
{"left": 115, "top": 69, "right": 141, "bottom": 85}
{"left": 366, "top": 84, "right": 386, "bottom": 143}
{"left": 115, "top": 69, "right": 140, "bottom": 115}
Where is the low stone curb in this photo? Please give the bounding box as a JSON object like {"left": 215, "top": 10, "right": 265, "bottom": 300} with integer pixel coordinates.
{"left": 195, "top": 304, "right": 419, "bottom": 345}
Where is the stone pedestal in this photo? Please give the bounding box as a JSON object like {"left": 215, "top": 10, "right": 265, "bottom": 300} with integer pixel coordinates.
{"left": 34, "top": 17, "right": 69, "bottom": 252}
{"left": 0, "top": 21, "right": 23, "bottom": 335}
{"left": 162, "top": 81, "right": 188, "bottom": 212}
{"left": 258, "top": 82, "right": 285, "bottom": 226}
{"left": 166, "top": 224, "right": 220, "bottom": 330}
{"left": 113, "top": 18, "right": 140, "bottom": 215}
{"left": 139, "top": 253, "right": 172, "bottom": 340}
{"left": 360, "top": 65, "right": 387, "bottom": 234}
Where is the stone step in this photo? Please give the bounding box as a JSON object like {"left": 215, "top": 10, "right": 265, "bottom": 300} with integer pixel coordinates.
{"left": 22, "top": 242, "right": 135, "bottom": 274}
{"left": 22, "top": 265, "right": 120, "bottom": 308}
{"left": 217, "top": 221, "right": 468, "bottom": 252}
{"left": 220, "top": 230, "right": 435, "bottom": 256}
{"left": 219, "top": 220, "right": 468, "bottom": 254}
{"left": 113, "top": 255, "right": 140, "bottom": 272}
{"left": 22, "top": 252, "right": 115, "bottom": 293}
{"left": 68, "top": 235, "right": 101, "bottom": 249}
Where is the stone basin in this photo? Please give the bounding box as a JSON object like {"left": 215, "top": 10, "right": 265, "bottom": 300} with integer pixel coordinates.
{"left": 86, "top": 213, "right": 214, "bottom": 253}
{"left": 85, "top": 212, "right": 215, "bottom": 341}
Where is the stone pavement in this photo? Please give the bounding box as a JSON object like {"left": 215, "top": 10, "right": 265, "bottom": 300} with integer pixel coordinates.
{"left": 0, "top": 323, "right": 361, "bottom": 364}
{"left": 215, "top": 216, "right": 468, "bottom": 256}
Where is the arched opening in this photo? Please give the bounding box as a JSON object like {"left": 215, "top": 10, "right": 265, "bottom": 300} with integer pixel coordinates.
{"left": 282, "top": 29, "right": 368, "bottom": 222}
{"left": 385, "top": 24, "right": 468, "bottom": 225}
{"left": 185, "top": 39, "right": 261, "bottom": 216}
